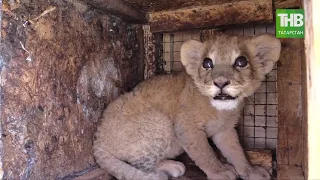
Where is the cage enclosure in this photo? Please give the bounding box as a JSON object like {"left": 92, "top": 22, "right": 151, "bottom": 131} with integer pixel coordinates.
{"left": 0, "top": 0, "right": 318, "bottom": 180}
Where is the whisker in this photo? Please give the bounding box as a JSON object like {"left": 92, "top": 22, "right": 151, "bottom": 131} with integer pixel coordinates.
{"left": 240, "top": 90, "right": 254, "bottom": 104}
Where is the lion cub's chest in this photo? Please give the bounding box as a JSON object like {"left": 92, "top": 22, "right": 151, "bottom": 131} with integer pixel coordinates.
{"left": 204, "top": 112, "right": 239, "bottom": 137}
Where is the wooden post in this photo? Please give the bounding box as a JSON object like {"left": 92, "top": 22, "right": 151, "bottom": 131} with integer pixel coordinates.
{"left": 148, "top": 0, "right": 273, "bottom": 33}
{"left": 277, "top": 39, "right": 303, "bottom": 166}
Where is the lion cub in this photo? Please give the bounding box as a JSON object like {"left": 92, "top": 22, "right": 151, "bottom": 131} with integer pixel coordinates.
{"left": 93, "top": 34, "right": 281, "bottom": 180}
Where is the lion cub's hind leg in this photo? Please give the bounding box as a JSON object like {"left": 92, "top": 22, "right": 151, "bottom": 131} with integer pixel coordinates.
{"left": 95, "top": 107, "right": 183, "bottom": 180}
{"left": 120, "top": 109, "right": 185, "bottom": 178}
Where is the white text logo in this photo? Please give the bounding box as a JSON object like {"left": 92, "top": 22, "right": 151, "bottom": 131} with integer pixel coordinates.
{"left": 277, "top": 13, "right": 304, "bottom": 27}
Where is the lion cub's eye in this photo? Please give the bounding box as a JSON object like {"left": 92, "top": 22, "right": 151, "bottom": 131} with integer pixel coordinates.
{"left": 202, "top": 58, "right": 214, "bottom": 70}
{"left": 234, "top": 56, "right": 248, "bottom": 68}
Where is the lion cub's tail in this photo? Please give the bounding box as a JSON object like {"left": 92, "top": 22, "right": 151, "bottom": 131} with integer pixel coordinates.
{"left": 94, "top": 147, "right": 167, "bottom": 180}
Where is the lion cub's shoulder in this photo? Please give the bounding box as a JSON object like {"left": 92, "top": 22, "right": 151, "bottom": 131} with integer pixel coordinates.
{"left": 133, "top": 72, "right": 188, "bottom": 98}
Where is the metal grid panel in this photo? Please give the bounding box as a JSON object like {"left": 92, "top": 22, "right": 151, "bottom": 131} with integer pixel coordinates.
{"left": 161, "top": 24, "right": 278, "bottom": 150}
{"left": 163, "top": 31, "right": 200, "bottom": 72}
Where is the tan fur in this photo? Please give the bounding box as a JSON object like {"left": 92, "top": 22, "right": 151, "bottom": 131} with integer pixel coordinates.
{"left": 93, "top": 34, "right": 281, "bottom": 180}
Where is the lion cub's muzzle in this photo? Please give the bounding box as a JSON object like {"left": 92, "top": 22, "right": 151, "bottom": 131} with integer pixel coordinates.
{"left": 213, "top": 76, "right": 237, "bottom": 100}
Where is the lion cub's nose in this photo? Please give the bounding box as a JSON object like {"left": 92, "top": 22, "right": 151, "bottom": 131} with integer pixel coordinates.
{"left": 213, "top": 77, "right": 230, "bottom": 89}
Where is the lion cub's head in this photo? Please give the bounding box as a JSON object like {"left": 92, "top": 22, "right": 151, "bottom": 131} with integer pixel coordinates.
{"left": 181, "top": 34, "right": 281, "bottom": 110}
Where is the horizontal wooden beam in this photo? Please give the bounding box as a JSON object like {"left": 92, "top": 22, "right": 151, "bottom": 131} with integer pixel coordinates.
{"left": 148, "top": 0, "right": 273, "bottom": 33}
{"left": 79, "top": 0, "right": 147, "bottom": 23}
{"left": 274, "top": 0, "right": 301, "bottom": 8}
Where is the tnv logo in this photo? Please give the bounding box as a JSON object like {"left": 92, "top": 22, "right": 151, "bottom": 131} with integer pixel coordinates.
{"left": 277, "top": 13, "right": 304, "bottom": 27}
{"left": 276, "top": 9, "right": 304, "bottom": 38}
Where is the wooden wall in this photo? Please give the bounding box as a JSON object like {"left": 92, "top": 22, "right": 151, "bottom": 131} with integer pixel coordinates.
{"left": 0, "top": 0, "right": 144, "bottom": 179}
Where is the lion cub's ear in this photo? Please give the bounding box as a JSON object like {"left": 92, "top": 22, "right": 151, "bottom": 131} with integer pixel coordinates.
{"left": 180, "top": 40, "right": 205, "bottom": 76}
{"left": 246, "top": 34, "right": 281, "bottom": 74}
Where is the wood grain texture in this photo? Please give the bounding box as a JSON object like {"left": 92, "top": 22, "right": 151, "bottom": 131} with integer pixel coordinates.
{"left": 121, "top": 0, "right": 239, "bottom": 12}
{"left": 301, "top": 1, "right": 313, "bottom": 179}
{"left": 148, "top": 0, "right": 273, "bottom": 33}
{"left": 116, "top": 0, "right": 300, "bottom": 12}
{"left": 300, "top": 37, "right": 308, "bottom": 179}
{"left": 79, "top": 0, "right": 147, "bottom": 23}
{"left": 274, "top": 0, "right": 301, "bottom": 8}
{"left": 277, "top": 165, "right": 305, "bottom": 180}
{"left": 0, "top": 1, "right": 144, "bottom": 179}
{"left": 277, "top": 39, "right": 303, "bottom": 166}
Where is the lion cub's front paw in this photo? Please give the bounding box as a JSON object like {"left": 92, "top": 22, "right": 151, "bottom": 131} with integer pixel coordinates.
{"left": 157, "top": 160, "right": 186, "bottom": 178}
{"left": 207, "top": 164, "right": 237, "bottom": 180}
{"left": 240, "top": 166, "right": 271, "bottom": 180}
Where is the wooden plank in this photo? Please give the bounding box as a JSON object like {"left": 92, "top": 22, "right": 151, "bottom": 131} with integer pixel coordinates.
{"left": 117, "top": 0, "right": 300, "bottom": 12}
{"left": 300, "top": 37, "right": 308, "bottom": 178}
{"left": 302, "top": 2, "right": 310, "bottom": 179}
{"left": 246, "top": 150, "right": 273, "bottom": 173}
{"left": 277, "top": 39, "right": 303, "bottom": 166}
{"left": 278, "top": 165, "right": 305, "bottom": 180}
{"left": 274, "top": 0, "right": 301, "bottom": 9}
{"left": 148, "top": 0, "right": 273, "bottom": 33}
{"left": 300, "top": 2, "right": 307, "bottom": 173}
{"left": 304, "top": 0, "right": 320, "bottom": 179}
{"left": 79, "top": 0, "right": 147, "bottom": 23}
{"left": 120, "top": 0, "right": 243, "bottom": 12}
